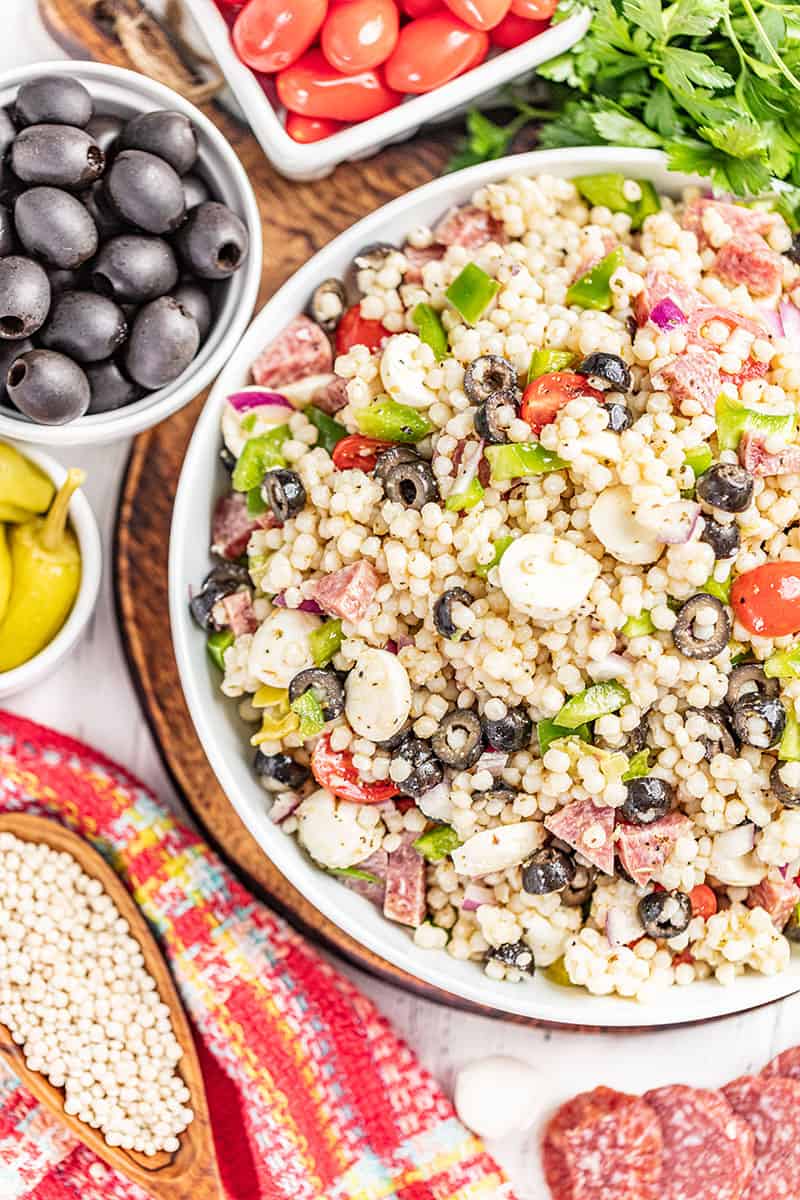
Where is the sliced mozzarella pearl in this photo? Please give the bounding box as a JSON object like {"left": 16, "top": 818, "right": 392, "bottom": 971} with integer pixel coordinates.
{"left": 345, "top": 648, "right": 412, "bottom": 742}
{"left": 452, "top": 822, "right": 544, "bottom": 877}
{"left": 297, "top": 788, "right": 384, "bottom": 870}
{"left": 708, "top": 849, "right": 767, "bottom": 887}
{"left": 589, "top": 485, "right": 663, "bottom": 565}
{"left": 379, "top": 332, "right": 436, "bottom": 409}
{"left": 221, "top": 398, "right": 291, "bottom": 458}
{"left": 498, "top": 532, "right": 600, "bottom": 621}
{"left": 248, "top": 608, "right": 321, "bottom": 689}
{"left": 454, "top": 1056, "right": 540, "bottom": 1140}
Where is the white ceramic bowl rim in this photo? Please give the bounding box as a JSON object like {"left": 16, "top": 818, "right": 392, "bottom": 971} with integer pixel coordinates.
{"left": 0, "top": 60, "right": 262, "bottom": 446}
{"left": 171, "top": 147, "right": 800, "bottom": 1027}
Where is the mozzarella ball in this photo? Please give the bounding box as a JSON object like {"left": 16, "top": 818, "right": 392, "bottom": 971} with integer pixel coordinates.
{"left": 454, "top": 1055, "right": 540, "bottom": 1139}
{"left": 297, "top": 788, "right": 384, "bottom": 869}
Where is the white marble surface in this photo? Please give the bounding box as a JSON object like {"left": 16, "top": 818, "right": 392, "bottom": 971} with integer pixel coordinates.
{"left": 6, "top": 10, "right": 800, "bottom": 1199}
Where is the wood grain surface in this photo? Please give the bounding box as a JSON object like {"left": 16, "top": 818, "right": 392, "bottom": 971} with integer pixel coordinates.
{"left": 0, "top": 814, "right": 223, "bottom": 1200}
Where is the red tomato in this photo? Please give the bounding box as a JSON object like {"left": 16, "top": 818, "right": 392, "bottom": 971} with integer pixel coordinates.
{"left": 232, "top": 0, "right": 326, "bottom": 73}
{"left": 443, "top": 0, "right": 511, "bottom": 30}
{"left": 689, "top": 884, "right": 717, "bottom": 920}
{"left": 332, "top": 435, "right": 394, "bottom": 471}
{"left": 732, "top": 563, "right": 800, "bottom": 637}
{"left": 277, "top": 49, "right": 401, "bottom": 121}
{"left": 520, "top": 372, "right": 604, "bottom": 435}
{"left": 399, "top": 0, "right": 440, "bottom": 14}
{"left": 285, "top": 112, "right": 346, "bottom": 143}
{"left": 510, "top": 0, "right": 558, "bottom": 16}
{"left": 311, "top": 734, "right": 399, "bottom": 803}
{"left": 490, "top": 10, "right": 548, "bottom": 45}
{"left": 335, "top": 304, "right": 390, "bottom": 353}
{"left": 384, "top": 14, "right": 490, "bottom": 93}
{"left": 321, "top": 0, "right": 400, "bottom": 74}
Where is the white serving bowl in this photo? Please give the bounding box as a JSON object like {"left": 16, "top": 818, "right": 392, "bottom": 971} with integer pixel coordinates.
{"left": 184, "top": 0, "right": 591, "bottom": 182}
{"left": 0, "top": 60, "right": 261, "bottom": 447}
{"left": 170, "top": 147, "right": 800, "bottom": 1025}
{"left": 0, "top": 443, "right": 101, "bottom": 698}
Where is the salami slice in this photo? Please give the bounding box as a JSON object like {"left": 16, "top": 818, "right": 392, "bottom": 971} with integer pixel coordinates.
{"left": 762, "top": 1046, "right": 800, "bottom": 1084}
{"left": 722, "top": 1074, "right": 800, "bottom": 1200}
{"left": 644, "top": 1085, "right": 754, "bottom": 1200}
{"left": 542, "top": 1086, "right": 662, "bottom": 1200}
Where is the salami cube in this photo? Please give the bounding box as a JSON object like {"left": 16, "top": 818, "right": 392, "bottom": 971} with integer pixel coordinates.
{"left": 739, "top": 432, "right": 800, "bottom": 479}
{"left": 657, "top": 348, "right": 722, "bottom": 415}
{"left": 342, "top": 847, "right": 388, "bottom": 906}
{"left": 616, "top": 811, "right": 693, "bottom": 887}
{"left": 383, "top": 836, "right": 426, "bottom": 927}
{"left": 634, "top": 267, "right": 703, "bottom": 326}
{"left": 747, "top": 875, "right": 800, "bottom": 929}
{"left": 308, "top": 561, "right": 381, "bottom": 624}
{"left": 216, "top": 590, "right": 257, "bottom": 636}
{"left": 252, "top": 315, "right": 333, "bottom": 389}
{"left": 544, "top": 799, "right": 615, "bottom": 876}
{"left": 402, "top": 243, "right": 445, "bottom": 285}
{"left": 211, "top": 493, "right": 271, "bottom": 561}
{"left": 308, "top": 374, "right": 348, "bottom": 415}
{"left": 712, "top": 234, "right": 783, "bottom": 297}
{"left": 681, "top": 198, "right": 777, "bottom": 248}
{"left": 433, "top": 204, "right": 506, "bottom": 250}
{"left": 723, "top": 1074, "right": 800, "bottom": 1200}
{"left": 644, "top": 1084, "right": 754, "bottom": 1200}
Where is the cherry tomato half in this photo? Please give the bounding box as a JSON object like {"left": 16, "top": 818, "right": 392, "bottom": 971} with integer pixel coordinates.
{"left": 311, "top": 734, "right": 400, "bottom": 803}
{"left": 731, "top": 562, "right": 800, "bottom": 638}
{"left": 332, "top": 435, "right": 394, "bottom": 471}
{"left": 277, "top": 49, "right": 402, "bottom": 121}
{"left": 321, "top": 0, "right": 400, "bottom": 74}
{"left": 444, "top": 0, "right": 511, "bottom": 30}
{"left": 335, "top": 304, "right": 390, "bottom": 354}
{"left": 520, "top": 371, "right": 604, "bottom": 435}
{"left": 384, "top": 14, "right": 490, "bottom": 93}
{"left": 490, "top": 10, "right": 549, "bottom": 45}
{"left": 399, "top": 0, "right": 440, "bottom": 14}
{"left": 510, "top": 0, "right": 558, "bottom": 16}
{"left": 285, "top": 112, "right": 346, "bottom": 143}
{"left": 233, "top": 0, "right": 326, "bottom": 73}
{"left": 689, "top": 884, "right": 717, "bottom": 919}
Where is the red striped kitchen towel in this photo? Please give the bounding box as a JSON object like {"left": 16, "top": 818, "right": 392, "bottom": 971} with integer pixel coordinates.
{"left": 0, "top": 712, "right": 516, "bottom": 1200}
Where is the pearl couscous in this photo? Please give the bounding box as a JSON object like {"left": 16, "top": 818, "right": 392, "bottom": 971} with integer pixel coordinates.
{"left": 192, "top": 171, "right": 800, "bottom": 1003}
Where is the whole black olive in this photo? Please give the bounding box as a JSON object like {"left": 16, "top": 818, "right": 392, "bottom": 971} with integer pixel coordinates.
{"left": 288, "top": 667, "right": 344, "bottom": 721}
{"left": 672, "top": 594, "right": 731, "bottom": 660}
{"left": 171, "top": 281, "right": 213, "bottom": 340}
{"left": 118, "top": 110, "right": 198, "bottom": 175}
{"left": 390, "top": 735, "right": 443, "bottom": 798}
{"left": 40, "top": 290, "right": 127, "bottom": 364}
{"left": 253, "top": 749, "right": 309, "bottom": 791}
{"left": 0, "top": 109, "right": 14, "bottom": 157}
{"left": 696, "top": 463, "right": 754, "bottom": 513}
{"left": 482, "top": 705, "right": 533, "bottom": 752}
{"left": 433, "top": 587, "right": 473, "bottom": 639}
{"left": 11, "top": 124, "right": 104, "bottom": 189}
{"left": 684, "top": 706, "right": 736, "bottom": 759}
{"left": 310, "top": 277, "right": 346, "bottom": 332}
{"left": 725, "top": 662, "right": 779, "bottom": 708}
{"left": 770, "top": 760, "right": 800, "bottom": 808}
{"left": 431, "top": 709, "right": 484, "bottom": 769}
{"left": 46, "top": 266, "right": 81, "bottom": 294}
{"left": 606, "top": 401, "right": 633, "bottom": 432}
{"left": 262, "top": 468, "right": 306, "bottom": 522}
{"left": 124, "top": 295, "right": 199, "bottom": 389}
{"left": 82, "top": 180, "right": 123, "bottom": 240}
{"left": 174, "top": 201, "right": 249, "bottom": 280}
{"left": 104, "top": 149, "right": 185, "bottom": 235}
{"left": 473, "top": 388, "right": 515, "bottom": 443}
{"left": 7, "top": 348, "right": 90, "bottom": 424}
{"left": 382, "top": 458, "right": 439, "bottom": 508}
{"left": 85, "top": 112, "right": 123, "bottom": 155}
{"left": 577, "top": 352, "right": 632, "bottom": 391}
{"left": 464, "top": 355, "right": 518, "bottom": 404}
{"left": 729, "top": 693, "right": 786, "bottom": 749}
{"left": 0, "top": 337, "right": 31, "bottom": 400}
{"left": 638, "top": 889, "right": 692, "bottom": 939}
{"left": 373, "top": 445, "right": 419, "bottom": 484}
{"left": 14, "top": 186, "right": 98, "bottom": 269}
{"left": 15, "top": 77, "right": 92, "bottom": 129}
{"left": 189, "top": 562, "right": 250, "bottom": 629}
{"left": 621, "top": 776, "right": 674, "bottom": 825}
{"left": 522, "top": 847, "right": 576, "bottom": 895}
{"left": 700, "top": 517, "right": 739, "bottom": 559}
{"left": 92, "top": 234, "right": 178, "bottom": 303}
{"left": 0, "top": 206, "right": 13, "bottom": 259}
{"left": 85, "top": 358, "right": 142, "bottom": 414}
{"left": 486, "top": 940, "right": 535, "bottom": 975}
{"left": 0, "top": 161, "right": 20, "bottom": 205}
{"left": 0, "top": 256, "right": 51, "bottom": 338}
{"left": 182, "top": 173, "right": 210, "bottom": 211}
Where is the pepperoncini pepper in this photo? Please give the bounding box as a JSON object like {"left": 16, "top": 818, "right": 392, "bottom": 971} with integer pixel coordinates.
{"left": 0, "top": 443, "right": 54, "bottom": 514}
{"left": 0, "top": 527, "right": 10, "bottom": 624}
{"left": 0, "top": 468, "right": 84, "bottom": 672}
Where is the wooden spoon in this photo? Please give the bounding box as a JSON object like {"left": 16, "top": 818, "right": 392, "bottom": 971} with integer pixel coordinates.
{"left": 0, "top": 813, "right": 224, "bottom": 1200}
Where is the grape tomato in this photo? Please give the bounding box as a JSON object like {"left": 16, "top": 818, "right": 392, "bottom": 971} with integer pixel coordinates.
{"left": 232, "top": 0, "right": 327, "bottom": 73}
{"left": 335, "top": 304, "right": 390, "bottom": 354}
{"left": 444, "top": 0, "right": 512, "bottom": 31}
{"left": 321, "top": 0, "right": 400, "bottom": 74}
{"left": 509, "top": 0, "right": 558, "bottom": 17}
{"left": 385, "top": 13, "right": 490, "bottom": 93}
{"left": 276, "top": 49, "right": 402, "bottom": 120}
{"left": 731, "top": 562, "right": 800, "bottom": 638}
{"left": 285, "top": 112, "right": 346, "bottom": 143}
{"left": 398, "top": 0, "right": 441, "bottom": 14}
{"left": 490, "top": 10, "right": 549, "bottom": 44}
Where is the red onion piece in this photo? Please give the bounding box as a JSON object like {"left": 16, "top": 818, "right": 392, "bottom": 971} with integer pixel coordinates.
{"left": 757, "top": 304, "right": 785, "bottom": 339}
{"left": 475, "top": 749, "right": 509, "bottom": 777}
{"left": 588, "top": 652, "right": 632, "bottom": 682}
{"left": 417, "top": 781, "right": 453, "bottom": 823}
{"left": 650, "top": 298, "right": 686, "bottom": 330}
{"left": 461, "top": 883, "right": 495, "bottom": 912}
{"left": 272, "top": 592, "right": 322, "bottom": 613}
{"left": 639, "top": 499, "right": 700, "bottom": 545}
{"left": 453, "top": 438, "right": 485, "bottom": 495}
{"left": 779, "top": 300, "right": 800, "bottom": 343}
{"left": 269, "top": 791, "right": 303, "bottom": 824}
{"left": 228, "top": 387, "right": 293, "bottom": 413}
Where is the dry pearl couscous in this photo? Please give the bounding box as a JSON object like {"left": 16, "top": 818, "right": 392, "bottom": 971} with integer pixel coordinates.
{"left": 0, "top": 833, "right": 192, "bottom": 1154}
{"left": 192, "top": 171, "right": 800, "bottom": 1003}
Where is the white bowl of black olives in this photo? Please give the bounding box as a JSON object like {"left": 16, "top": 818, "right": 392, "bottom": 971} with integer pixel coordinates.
{"left": 0, "top": 61, "right": 261, "bottom": 446}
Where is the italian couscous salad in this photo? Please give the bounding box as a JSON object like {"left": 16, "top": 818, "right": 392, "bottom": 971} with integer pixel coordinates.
{"left": 190, "top": 169, "right": 800, "bottom": 1004}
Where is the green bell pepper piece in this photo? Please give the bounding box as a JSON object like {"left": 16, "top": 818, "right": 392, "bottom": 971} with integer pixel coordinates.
{"left": 555, "top": 681, "right": 631, "bottom": 729}
{"left": 701, "top": 574, "right": 732, "bottom": 604}
{"left": 537, "top": 718, "right": 591, "bottom": 756}
{"left": 566, "top": 247, "right": 625, "bottom": 311}
{"left": 328, "top": 866, "right": 381, "bottom": 883}
{"left": 779, "top": 708, "right": 800, "bottom": 761}
{"left": 206, "top": 629, "right": 234, "bottom": 671}
{"left": 684, "top": 445, "right": 714, "bottom": 479}
{"left": 475, "top": 535, "right": 514, "bottom": 578}
{"left": 413, "top": 302, "right": 449, "bottom": 360}
{"left": 291, "top": 690, "right": 326, "bottom": 738}
{"left": 356, "top": 399, "right": 432, "bottom": 443}
{"left": 622, "top": 749, "right": 650, "bottom": 781}
{"left": 446, "top": 262, "right": 500, "bottom": 325}
{"left": 622, "top": 610, "right": 655, "bottom": 637}
{"left": 306, "top": 405, "right": 348, "bottom": 454}
{"left": 413, "top": 824, "right": 461, "bottom": 862}
{"left": 231, "top": 426, "right": 289, "bottom": 492}
{"left": 445, "top": 477, "right": 484, "bottom": 512}
{"left": 485, "top": 442, "right": 566, "bottom": 481}
{"left": 715, "top": 394, "right": 796, "bottom": 453}
{"left": 765, "top": 642, "right": 800, "bottom": 679}
{"left": 528, "top": 348, "right": 577, "bottom": 382}
{"left": 246, "top": 486, "right": 267, "bottom": 517}
{"left": 572, "top": 174, "right": 660, "bottom": 231}
{"left": 309, "top": 618, "right": 342, "bottom": 667}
